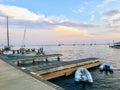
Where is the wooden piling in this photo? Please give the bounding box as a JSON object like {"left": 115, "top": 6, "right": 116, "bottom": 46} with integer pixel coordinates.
{"left": 33, "top": 59, "right": 35, "bottom": 65}
{"left": 46, "top": 58, "right": 48, "bottom": 62}
{"left": 17, "top": 61, "right": 20, "bottom": 66}
{"left": 57, "top": 56, "right": 60, "bottom": 61}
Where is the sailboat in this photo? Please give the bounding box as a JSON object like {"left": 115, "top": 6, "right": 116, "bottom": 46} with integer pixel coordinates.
{"left": 3, "top": 17, "right": 43, "bottom": 59}
{"left": 5, "top": 28, "right": 42, "bottom": 59}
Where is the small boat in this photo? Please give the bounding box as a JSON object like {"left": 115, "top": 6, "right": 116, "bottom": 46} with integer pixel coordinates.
{"left": 74, "top": 68, "right": 93, "bottom": 84}
{"left": 99, "top": 62, "right": 113, "bottom": 73}
{"left": 5, "top": 51, "right": 42, "bottom": 59}
{"left": 109, "top": 42, "right": 120, "bottom": 49}
{"left": 4, "top": 48, "right": 45, "bottom": 59}
{"left": 5, "top": 53, "right": 37, "bottom": 59}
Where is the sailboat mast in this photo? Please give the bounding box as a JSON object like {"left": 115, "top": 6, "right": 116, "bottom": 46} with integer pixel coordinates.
{"left": 22, "top": 28, "right": 26, "bottom": 47}
{"left": 6, "top": 16, "right": 10, "bottom": 48}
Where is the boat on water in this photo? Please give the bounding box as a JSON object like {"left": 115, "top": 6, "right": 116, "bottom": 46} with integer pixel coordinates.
{"left": 5, "top": 53, "right": 40, "bottom": 59}
{"left": 99, "top": 62, "right": 113, "bottom": 73}
{"left": 5, "top": 48, "right": 45, "bottom": 59}
{"left": 109, "top": 42, "right": 120, "bottom": 49}
{"left": 74, "top": 68, "right": 93, "bottom": 84}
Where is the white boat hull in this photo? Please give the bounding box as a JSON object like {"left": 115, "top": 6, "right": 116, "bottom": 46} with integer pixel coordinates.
{"left": 74, "top": 68, "right": 93, "bottom": 84}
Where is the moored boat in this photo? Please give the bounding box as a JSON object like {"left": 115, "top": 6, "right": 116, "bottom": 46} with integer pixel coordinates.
{"left": 99, "top": 62, "right": 113, "bottom": 73}
{"left": 74, "top": 68, "right": 93, "bottom": 84}
{"left": 109, "top": 42, "right": 120, "bottom": 49}
{"left": 5, "top": 53, "right": 39, "bottom": 59}
{"left": 4, "top": 47, "right": 45, "bottom": 59}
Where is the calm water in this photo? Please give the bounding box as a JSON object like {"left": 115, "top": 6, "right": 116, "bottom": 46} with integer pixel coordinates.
{"left": 43, "top": 45, "right": 120, "bottom": 90}
{"left": 13, "top": 45, "right": 120, "bottom": 90}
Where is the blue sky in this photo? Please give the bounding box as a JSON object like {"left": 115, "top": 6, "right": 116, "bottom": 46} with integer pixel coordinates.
{"left": 0, "top": 0, "right": 120, "bottom": 45}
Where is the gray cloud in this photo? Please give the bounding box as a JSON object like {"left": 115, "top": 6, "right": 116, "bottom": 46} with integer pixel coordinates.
{"left": 102, "top": 8, "right": 120, "bottom": 31}
{"left": 103, "top": 9, "right": 120, "bottom": 16}
{"left": 57, "top": 21, "right": 100, "bottom": 28}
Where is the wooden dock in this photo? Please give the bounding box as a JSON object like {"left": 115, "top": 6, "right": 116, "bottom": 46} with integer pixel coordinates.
{"left": 0, "top": 52, "right": 102, "bottom": 90}
{"left": 0, "top": 54, "right": 102, "bottom": 81}
{"left": 30, "top": 58, "right": 102, "bottom": 80}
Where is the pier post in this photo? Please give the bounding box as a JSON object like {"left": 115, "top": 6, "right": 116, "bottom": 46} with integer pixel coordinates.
{"left": 57, "top": 56, "right": 60, "bottom": 61}
{"left": 33, "top": 59, "right": 35, "bottom": 65}
{"left": 17, "top": 61, "right": 20, "bottom": 66}
{"left": 46, "top": 58, "right": 48, "bottom": 62}
{"left": 12, "top": 50, "right": 15, "bottom": 54}
{"left": 17, "top": 50, "right": 20, "bottom": 54}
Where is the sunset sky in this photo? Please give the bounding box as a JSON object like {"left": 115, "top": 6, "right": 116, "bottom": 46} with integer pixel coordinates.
{"left": 0, "top": 0, "right": 120, "bottom": 45}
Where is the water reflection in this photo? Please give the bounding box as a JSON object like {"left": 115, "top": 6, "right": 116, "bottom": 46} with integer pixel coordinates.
{"left": 75, "top": 82, "right": 93, "bottom": 90}
{"left": 50, "top": 69, "right": 120, "bottom": 90}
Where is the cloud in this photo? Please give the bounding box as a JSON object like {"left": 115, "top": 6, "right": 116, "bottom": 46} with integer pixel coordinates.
{"left": 0, "top": 4, "right": 44, "bottom": 22}
{"left": 43, "top": 15, "right": 101, "bottom": 28}
{"left": 44, "top": 16, "right": 69, "bottom": 24}
{"left": 71, "top": 7, "right": 84, "bottom": 13}
{"left": 0, "top": 4, "right": 101, "bottom": 30}
{"left": 45, "top": 17, "right": 101, "bottom": 28}
{"left": 99, "top": 8, "right": 120, "bottom": 40}
{"left": 97, "top": 0, "right": 118, "bottom": 8}
{"left": 52, "top": 26, "right": 94, "bottom": 41}
{"left": 90, "top": 15, "right": 95, "bottom": 21}
{"left": 104, "top": 9, "right": 120, "bottom": 16}
{"left": 102, "top": 9, "right": 120, "bottom": 28}
{"left": 101, "top": 30, "right": 120, "bottom": 40}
